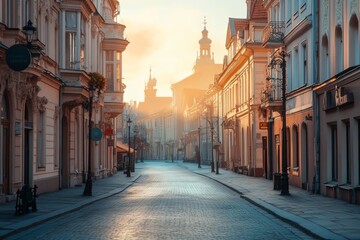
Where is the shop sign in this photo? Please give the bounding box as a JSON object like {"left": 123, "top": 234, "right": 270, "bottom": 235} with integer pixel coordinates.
{"left": 259, "top": 122, "right": 268, "bottom": 129}
{"left": 6, "top": 44, "right": 31, "bottom": 71}
{"left": 91, "top": 127, "right": 103, "bottom": 141}
{"left": 104, "top": 128, "right": 113, "bottom": 136}
{"left": 335, "top": 86, "right": 353, "bottom": 107}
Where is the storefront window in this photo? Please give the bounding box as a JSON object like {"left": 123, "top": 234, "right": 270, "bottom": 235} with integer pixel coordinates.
{"left": 331, "top": 125, "right": 338, "bottom": 181}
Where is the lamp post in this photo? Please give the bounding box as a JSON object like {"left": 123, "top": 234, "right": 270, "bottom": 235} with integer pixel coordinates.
{"left": 126, "top": 118, "right": 132, "bottom": 177}
{"left": 83, "top": 85, "right": 95, "bottom": 196}
{"left": 210, "top": 126, "right": 215, "bottom": 172}
{"left": 269, "top": 49, "right": 289, "bottom": 195}
{"left": 198, "top": 127, "right": 201, "bottom": 168}
{"left": 211, "top": 126, "right": 216, "bottom": 174}
{"left": 22, "top": 20, "right": 36, "bottom": 46}
{"left": 133, "top": 126, "right": 138, "bottom": 169}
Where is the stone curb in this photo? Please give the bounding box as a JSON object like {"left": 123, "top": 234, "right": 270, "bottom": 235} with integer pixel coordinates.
{"left": 194, "top": 171, "right": 346, "bottom": 240}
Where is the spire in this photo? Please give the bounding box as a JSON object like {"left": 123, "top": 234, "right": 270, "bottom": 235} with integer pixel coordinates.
{"left": 145, "top": 67, "right": 157, "bottom": 101}
{"left": 199, "top": 17, "right": 212, "bottom": 60}
{"left": 149, "top": 66, "right": 152, "bottom": 80}
{"left": 203, "top": 16, "right": 207, "bottom": 30}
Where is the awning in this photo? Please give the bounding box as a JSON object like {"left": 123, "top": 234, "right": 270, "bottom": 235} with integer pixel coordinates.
{"left": 116, "top": 142, "right": 135, "bottom": 153}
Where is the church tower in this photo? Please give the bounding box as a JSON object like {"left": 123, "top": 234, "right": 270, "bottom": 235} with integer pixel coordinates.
{"left": 144, "top": 67, "right": 157, "bottom": 101}
{"left": 194, "top": 17, "right": 215, "bottom": 72}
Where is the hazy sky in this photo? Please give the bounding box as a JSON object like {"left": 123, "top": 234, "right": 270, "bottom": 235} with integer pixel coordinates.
{"left": 119, "top": 0, "right": 247, "bottom": 103}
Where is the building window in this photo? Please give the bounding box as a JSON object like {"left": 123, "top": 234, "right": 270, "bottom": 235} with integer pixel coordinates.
{"left": 302, "top": 43, "right": 308, "bottom": 85}
{"left": 292, "top": 125, "right": 299, "bottom": 168}
{"left": 116, "top": 52, "right": 121, "bottom": 91}
{"left": 321, "top": 35, "right": 330, "bottom": 81}
{"left": 286, "top": 127, "right": 291, "bottom": 170}
{"left": 286, "top": 1, "right": 292, "bottom": 24}
{"left": 293, "top": 47, "right": 299, "bottom": 89}
{"left": 287, "top": 53, "right": 292, "bottom": 92}
{"left": 335, "top": 26, "right": 343, "bottom": 74}
{"left": 331, "top": 125, "right": 338, "bottom": 181}
{"left": 37, "top": 111, "right": 45, "bottom": 168}
{"left": 293, "top": 0, "right": 299, "bottom": 14}
{"left": 105, "top": 51, "right": 115, "bottom": 91}
{"left": 345, "top": 121, "right": 351, "bottom": 184}
{"left": 65, "top": 12, "right": 77, "bottom": 69}
{"left": 54, "top": 112, "right": 58, "bottom": 168}
{"left": 300, "top": 0, "right": 307, "bottom": 8}
{"left": 80, "top": 16, "right": 86, "bottom": 70}
{"left": 349, "top": 15, "right": 359, "bottom": 67}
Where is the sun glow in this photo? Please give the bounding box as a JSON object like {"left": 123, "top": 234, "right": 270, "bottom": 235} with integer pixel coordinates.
{"left": 120, "top": 0, "right": 247, "bottom": 103}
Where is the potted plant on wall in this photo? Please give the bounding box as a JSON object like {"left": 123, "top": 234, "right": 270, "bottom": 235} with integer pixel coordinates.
{"left": 88, "top": 72, "right": 106, "bottom": 93}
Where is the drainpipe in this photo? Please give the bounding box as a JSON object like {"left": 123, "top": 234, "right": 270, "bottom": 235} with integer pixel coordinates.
{"left": 82, "top": 106, "right": 85, "bottom": 183}
{"left": 244, "top": 47, "right": 254, "bottom": 175}
{"left": 313, "top": 0, "right": 320, "bottom": 194}
{"left": 58, "top": 84, "right": 63, "bottom": 190}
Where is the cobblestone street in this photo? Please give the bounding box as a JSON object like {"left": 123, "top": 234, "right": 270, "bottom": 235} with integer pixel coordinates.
{"left": 7, "top": 162, "right": 311, "bottom": 240}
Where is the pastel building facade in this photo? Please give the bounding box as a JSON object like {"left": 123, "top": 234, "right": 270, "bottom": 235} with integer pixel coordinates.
{"left": 315, "top": 0, "right": 360, "bottom": 203}
{"left": 0, "top": 0, "right": 128, "bottom": 201}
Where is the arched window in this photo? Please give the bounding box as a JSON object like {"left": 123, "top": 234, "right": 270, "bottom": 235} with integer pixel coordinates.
{"left": 286, "top": 127, "right": 291, "bottom": 170}
{"left": 335, "top": 26, "right": 343, "bottom": 73}
{"left": 292, "top": 125, "right": 299, "bottom": 168}
{"left": 37, "top": 109, "right": 45, "bottom": 168}
{"left": 349, "top": 15, "right": 359, "bottom": 67}
{"left": 321, "top": 35, "right": 330, "bottom": 81}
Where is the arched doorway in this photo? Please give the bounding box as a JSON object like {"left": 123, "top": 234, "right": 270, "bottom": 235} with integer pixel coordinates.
{"left": 301, "top": 123, "right": 309, "bottom": 190}
{"left": 1, "top": 93, "right": 10, "bottom": 194}
{"left": 24, "top": 100, "right": 33, "bottom": 186}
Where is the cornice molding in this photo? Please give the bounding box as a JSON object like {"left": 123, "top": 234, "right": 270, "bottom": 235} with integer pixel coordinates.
{"left": 284, "top": 15, "right": 312, "bottom": 45}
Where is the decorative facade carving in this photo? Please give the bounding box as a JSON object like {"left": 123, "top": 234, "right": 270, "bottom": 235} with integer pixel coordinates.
{"left": 16, "top": 77, "right": 40, "bottom": 109}
{"left": 74, "top": 107, "right": 79, "bottom": 121}
{"left": 37, "top": 96, "right": 48, "bottom": 113}
{"left": 54, "top": 106, "right": 59, "bottom": 120}
{"left": 104, "top": 113, "right": 113, "bottom": 126}
{"left": 350, "top": 0, "right": 358, "bottom": 16}
{"left": 322, "top": 0, "right": 329, "bottom": 34}
{"left": 336, "top": 0, "right": 343, "bottom": 26}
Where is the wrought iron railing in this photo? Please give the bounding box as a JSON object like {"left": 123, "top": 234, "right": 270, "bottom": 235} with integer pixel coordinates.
{"left": 263, "top": 21, "right": 285, "bottom": 44}
{"left": 261, "top": 78, "right": 282, "bottom": 103}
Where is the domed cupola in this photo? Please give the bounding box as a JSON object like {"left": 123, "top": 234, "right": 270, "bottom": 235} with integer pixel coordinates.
{"left": 198, "top": 17, "right": 212, "bottom": 59}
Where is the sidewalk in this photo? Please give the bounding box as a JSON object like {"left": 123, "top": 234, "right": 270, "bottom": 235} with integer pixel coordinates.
{"left": 0, "top": 170, "right": 141, "bottom": 238}
{"left": 180, "top": 162, "right": 360, "bottom": 240}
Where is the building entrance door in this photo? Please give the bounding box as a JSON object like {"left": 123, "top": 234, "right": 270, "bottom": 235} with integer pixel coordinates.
{"left": 262, "top": 136, "right": 267, "bottom": 178}
{"left": 1, "top": 94, "right": 10, "bottom": 194}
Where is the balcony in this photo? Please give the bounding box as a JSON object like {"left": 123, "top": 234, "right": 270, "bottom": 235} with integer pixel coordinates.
{"left": 103, "top": 91, "right": 125, "bottom": 118}
{"left": 263, "top": 21, "right": 285, "bottom": 48}
{"left": 260, "top": 78, "right": 282, "bottom": 112}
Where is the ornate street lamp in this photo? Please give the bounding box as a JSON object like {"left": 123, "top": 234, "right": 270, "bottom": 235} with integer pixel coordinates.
{"left": 83, "top": 85, "right": 96, "bottom": 196}
{"left": 126, "top": 118, "right": 132, "bottom": 177}
{"left": 198, "top": 127, "right": 201, "bottom": 168}
{"left": 269, "top": 49, "right": 289, "bottom": 195}
{"left": 22, "top": 20, "right": 36, "bottom": 46}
